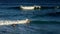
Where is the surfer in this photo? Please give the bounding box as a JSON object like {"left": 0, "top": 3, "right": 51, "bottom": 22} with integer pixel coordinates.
{"left": 11, "top": 19, "right": 31, "bottom": 27}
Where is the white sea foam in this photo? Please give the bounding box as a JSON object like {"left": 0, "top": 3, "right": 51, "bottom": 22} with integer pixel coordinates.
{"left": 0, "top": 19, "right": 30, "bottom": 25}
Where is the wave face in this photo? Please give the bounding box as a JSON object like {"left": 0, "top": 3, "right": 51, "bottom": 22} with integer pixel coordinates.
{"left": 0, "top": 0, "right": 60, "bottom": 7}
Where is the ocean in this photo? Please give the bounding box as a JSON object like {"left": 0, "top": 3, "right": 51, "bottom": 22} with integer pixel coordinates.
{"left": 0, "top": 0, "right": 60, "bottom": 34}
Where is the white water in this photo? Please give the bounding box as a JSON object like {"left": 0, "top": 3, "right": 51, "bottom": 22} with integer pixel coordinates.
{"left": 0, "top": 19, "right": 30, "bottom": 25}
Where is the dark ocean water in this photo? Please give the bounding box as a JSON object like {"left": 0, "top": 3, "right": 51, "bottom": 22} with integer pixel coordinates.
{"left": 0, "top": 7, "right": 60, "bottom": 34}
{"left": 0, "top": 0, "right": 60, "bottom": 34}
